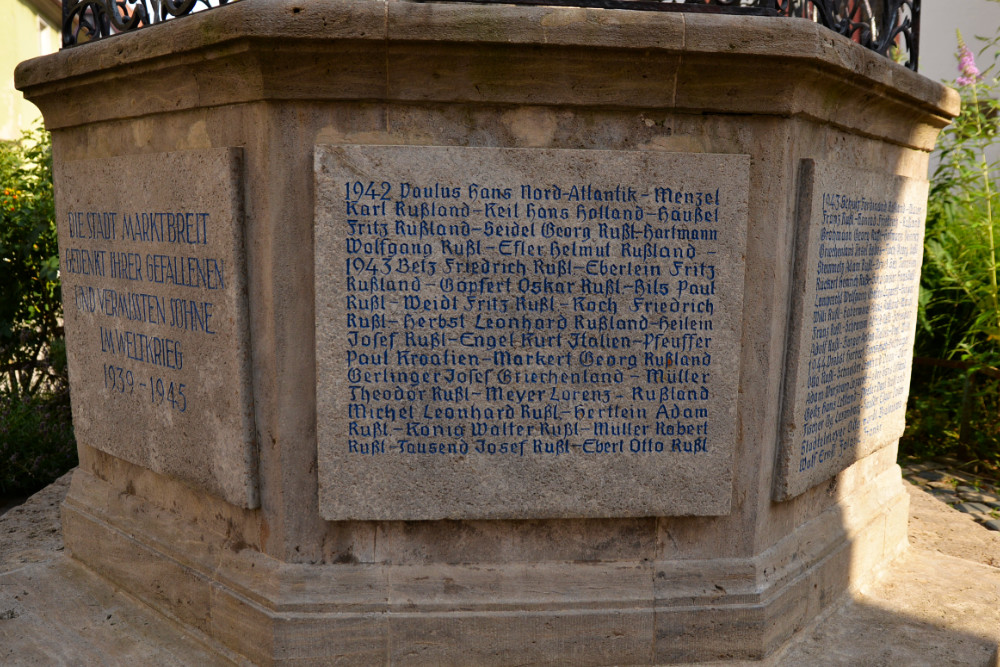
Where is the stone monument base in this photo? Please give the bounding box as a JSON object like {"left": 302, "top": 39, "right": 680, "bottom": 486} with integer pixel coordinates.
{"left": 62, "top": 444, "right": 908, "bottom": 664}
{"left": 5, "top": 473, "right": 1000, "bottom": 666}
{"left": 15, "top": 2, "right": 958, "bottom": 664}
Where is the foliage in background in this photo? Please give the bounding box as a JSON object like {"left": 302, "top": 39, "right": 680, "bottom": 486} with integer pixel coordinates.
{"left": 903, "top": 31, "right": 1000, "bottom": 469}
{"left": 0, "top": 124, "right": 75, "bottom": 495}
{"left": 0, "top": 124, "right": 65, "bottom": 398}
{"left": 918, "top": 32, "right": 1000, "bottom": 362}
{"left": 0, "top": 391, "right": 75, "bottom": 495}
{"left": 903, "top": 364, "right": 1000, "bottom": 466}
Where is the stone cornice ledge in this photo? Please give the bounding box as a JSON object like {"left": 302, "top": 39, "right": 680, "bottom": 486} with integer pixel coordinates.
{"left": 16, "top": 0, "right": 959, "bottom": 136}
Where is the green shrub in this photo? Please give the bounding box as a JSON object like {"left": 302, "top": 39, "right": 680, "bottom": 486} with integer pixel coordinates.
{"left": 0, "top": 125, "right": 75, "bottom": 494}
{"left": 0, "top": 124, "right": 64, "bottom": 398}
{"left": 0, "top": 390, "right": 75, "bottom": 495}
{"left": 904, "top": 31, "right": 1000, "bottom": 467}
{"left": 918, "top": 32, "right": 1000, "bottom": 364}
{"left": 902, "top": 364, "right": 1000, "bottom": 467}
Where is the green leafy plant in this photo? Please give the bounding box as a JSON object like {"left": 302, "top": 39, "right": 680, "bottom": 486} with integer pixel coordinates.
{"left": 0, "top": 124, "right": 64, "bottom": 398}
{"left": 903, "top": 30, "right": 1000, "bottom": 471}
{"left": 0, "top": 390, "right": 75, "bottom": 495}
{"left": 919, "top": 32, "right": 1000, "bottom": 362}
{"left": 0, "top": 124, "right": 76, "bottom": 496}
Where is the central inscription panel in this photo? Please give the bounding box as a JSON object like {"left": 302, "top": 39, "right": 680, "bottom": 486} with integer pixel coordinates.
{"left": 315, "top": 146, "right": 748, "bottom": 520}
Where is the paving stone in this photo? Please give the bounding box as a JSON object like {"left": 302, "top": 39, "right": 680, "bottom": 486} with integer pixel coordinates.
{"left": 984, "top": 520, "right": 1000, "bottom": 532}
{"left": 955, "top": 502, "right": 993, "bottom": 515}
{"left": 957, "top": 491, "right": 1000, "bottom": 508}
{"left": 926, "top": 488, "right": 958, "bottom": 503}
{"left": 956, "top": 485, "right": 979, "bottom": 494}
{"left": 902, "top": 461, "right": 941, "bottom": 473}
{"left": 925, "top": 481, "right": 959, "bottom": 494}
{"left": 0, "top": 497, "right": 28, "bottom": 518}
{"left": 912, "top": 470, "right": 947, "bottom": 482}
{"left": 924, "top": 483, "right": 954, "bottom": 493}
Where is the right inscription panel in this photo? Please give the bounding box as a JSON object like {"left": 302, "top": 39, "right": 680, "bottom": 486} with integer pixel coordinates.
{"left": 775, "top": 160, "right": 928, "bottom": 500}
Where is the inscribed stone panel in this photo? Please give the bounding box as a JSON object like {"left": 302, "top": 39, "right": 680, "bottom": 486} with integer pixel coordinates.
{"left": 55, "top": 149, "right": 257, "bottom": 508}
{"left": 775, "top": 159, "right": 927, "bottom": 500}
{"left": 315, "top": 145, "right": 747, "bottom": 520}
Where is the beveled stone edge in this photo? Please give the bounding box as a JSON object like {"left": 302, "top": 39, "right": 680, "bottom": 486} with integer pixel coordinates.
{"left": 59, "top": 462, "right": 908, "bottom": 663}
{"left": 15, "top": 0, "right": 958, "bottom": 122}
{"left": 61, "top": 460, "right": 907, "bottom": 615}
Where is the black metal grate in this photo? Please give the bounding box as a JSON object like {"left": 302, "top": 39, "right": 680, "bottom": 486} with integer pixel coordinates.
{"left": 61, "top": 0, "right": 919, "bottom": 71}
{"left": 781, "top": 0, "right": 919, "bottom": 70}
{"left": 62, "top": 0, "right": 235, "bottom": 48}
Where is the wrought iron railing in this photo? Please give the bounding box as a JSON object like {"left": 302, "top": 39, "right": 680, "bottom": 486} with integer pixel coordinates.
{"left": 61, "top": 0, "right": 919, "bottom": 71}
{"left": 62, "top": 0, "right": 235, "bottom": 48}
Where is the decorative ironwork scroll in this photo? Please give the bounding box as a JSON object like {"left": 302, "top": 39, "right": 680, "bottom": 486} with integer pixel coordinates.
{"left": 777, "top": 0, "right": 919, "bottom": 70}
{"left": 424, "top": 0, "right": 781, "bottom": 18}
{"left": 415, "top": 0, "right": 921, "bottom": 70}
{"left": 61, "top": 0, "right": 919, "bottom": 71}
{"left": 63, "top": 0, "right": 235, "bottom": 48}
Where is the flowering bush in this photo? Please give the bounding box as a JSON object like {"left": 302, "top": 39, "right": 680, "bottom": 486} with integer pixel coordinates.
{"left": 918, "top": 32, "right": 1000, "bottom": 362}
{"left": 902, "top": 31, "right": 1000, "bottom": 467}
{"left": 0, "top": 124, "right": 64, "bottom": 397}
{"left": 0, "top": 125, "right": 75, "bottom": 495}
{"left": 958, "top": 39, "right": 984, "bottom": 86}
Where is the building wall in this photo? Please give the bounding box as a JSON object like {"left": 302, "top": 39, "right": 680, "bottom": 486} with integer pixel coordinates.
{"left": 920, "top": 0, "right": 1000, "bottom": 171}
{"left": 921, "top": 0, "right": 1000, "bottom": 85}
{"left": 2, "top": 0, "right": 59, "bottom": 140}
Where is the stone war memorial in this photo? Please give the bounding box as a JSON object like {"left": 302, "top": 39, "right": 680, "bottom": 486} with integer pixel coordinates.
{"left": 12, "top": 0, "right": 976, "bottom": 663}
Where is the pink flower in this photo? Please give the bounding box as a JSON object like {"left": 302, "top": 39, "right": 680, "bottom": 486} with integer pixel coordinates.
{"left": 956, "top": 32, "right": 983, "bottom": 86}
{"left": 958, "top": 46, "right": 982, "bottom": 86}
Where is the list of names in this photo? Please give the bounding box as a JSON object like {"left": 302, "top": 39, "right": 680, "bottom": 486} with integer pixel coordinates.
{"left": 315, "top": 146, "right": 748, "bottom": 520}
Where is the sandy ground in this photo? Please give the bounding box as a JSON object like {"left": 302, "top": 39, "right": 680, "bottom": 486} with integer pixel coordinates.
{"left": 0, "top": 472, "right": 998, "bottom": 666}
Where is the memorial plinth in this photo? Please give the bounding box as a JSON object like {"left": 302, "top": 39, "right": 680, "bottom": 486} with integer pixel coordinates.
{"left": 16, "top": 1, "right": 958, "bottom": 664}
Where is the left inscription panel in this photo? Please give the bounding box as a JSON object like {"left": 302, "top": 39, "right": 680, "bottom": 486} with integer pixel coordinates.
{"left": 55, "top": 149, "right": 258, "bottom": 508}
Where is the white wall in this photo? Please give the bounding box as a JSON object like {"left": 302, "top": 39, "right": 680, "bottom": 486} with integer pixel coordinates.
{"left": 920, "top": 0, "right": 1000, "bottom": 85}
{"left": 919, "top": 0, "right": 1000, "bottom": 173}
